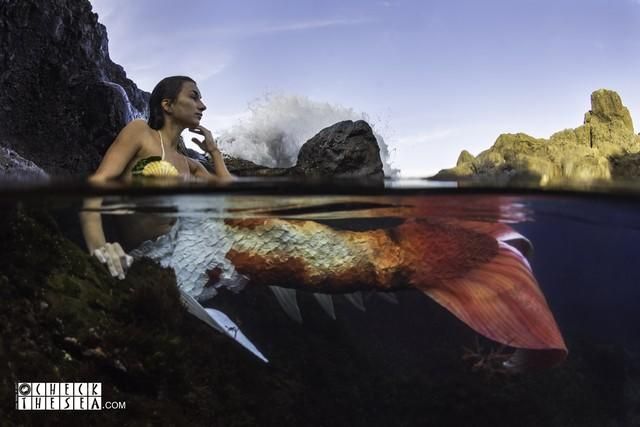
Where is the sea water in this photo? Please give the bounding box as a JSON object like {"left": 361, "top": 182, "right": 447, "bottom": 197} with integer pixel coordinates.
{"left": 2, "top": 178, "right": 639, "bottom": 426}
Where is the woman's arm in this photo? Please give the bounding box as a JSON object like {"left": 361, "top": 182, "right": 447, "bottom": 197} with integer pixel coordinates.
{"left": 80, "top": 197, "right": 132, "bottom": 279}
{"left": 80, "top": 120, "right": 144, "bottom": 278}
{"left": 81, "top": 196, "right": 107, "bottom": 253}
{"left": 189, "top": 125, "right": 234, "bottom": 181}
{"left": 207, "top": 148, "right": 233, "bottom": 180}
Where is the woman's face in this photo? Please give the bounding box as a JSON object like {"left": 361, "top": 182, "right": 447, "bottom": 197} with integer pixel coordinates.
{"left": 165, "top": 81, "right": 207, "bottom": 127}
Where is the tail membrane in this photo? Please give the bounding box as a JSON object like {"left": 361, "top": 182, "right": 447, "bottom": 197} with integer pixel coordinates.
{"left": 406, "top": 220, "right": 567, "bottom": 370}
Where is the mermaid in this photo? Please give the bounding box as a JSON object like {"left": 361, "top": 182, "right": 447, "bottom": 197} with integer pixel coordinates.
{"left": 81, "top": 76, "right": 567, "bottom": 369}
{"left": 81, "top": 75, "right": 233, "bottom": 276}
{"left": 79, "top": 76, "right": 272, "bottom": 357}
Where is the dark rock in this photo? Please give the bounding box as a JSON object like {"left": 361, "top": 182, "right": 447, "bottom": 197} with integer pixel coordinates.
{"left": 0, "top": 0, "right": 148, "bottom": 176}
{"left": 224, "top": 155, "right": 289, "bottom": 177}
{"left": 0, "top": 145, "right": 48, "bottom": 179}
{"left": 609, "top": 152, "right": 640, "bottom": 179}
{"left": 293, "top": 120, "right": 383, "bottom": 180}
{"left": 224, "top": 120, "right": 384, "bottom": 181}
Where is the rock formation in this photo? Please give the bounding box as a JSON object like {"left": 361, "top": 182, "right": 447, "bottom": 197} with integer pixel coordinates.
{"left": 0, "top": 146, "right": 48, "bottom": 179}
{"left": 294, "top": 120, "right": 383, "bottom": 179}
{"left": 0, "top": 0, "right": 148, "bottom": 176}
{"left": 434, "top": 89, "right": 640, "bottom": 183}
{"left": 223, "top": 120, "right": 384, "bottom": 181}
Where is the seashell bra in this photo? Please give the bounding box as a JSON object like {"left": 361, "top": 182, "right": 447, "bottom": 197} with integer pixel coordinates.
{"left": 131, "top": 131, "right": 189, "bottom": 177}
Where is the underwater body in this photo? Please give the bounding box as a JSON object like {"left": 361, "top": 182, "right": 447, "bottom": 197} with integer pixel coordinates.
{"left": 1, "top": 178, "right": 639, "bottom": 426}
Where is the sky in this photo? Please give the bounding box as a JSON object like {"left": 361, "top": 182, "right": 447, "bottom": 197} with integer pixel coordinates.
{"left": 89, "top": 0, "right": 640, "bottom": 177}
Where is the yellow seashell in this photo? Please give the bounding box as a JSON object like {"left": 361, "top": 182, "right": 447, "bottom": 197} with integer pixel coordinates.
{"left": 141, "top": 160, "right": 180, "bottom": 177}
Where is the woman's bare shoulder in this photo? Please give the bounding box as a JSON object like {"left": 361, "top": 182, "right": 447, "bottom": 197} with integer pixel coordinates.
{"left": 113, "top": 120, "right": 154, "bottom": 146}
{"left": 122, "top": 119, "right": 152, "bottom": 134}
{"left": 92, "top": 120, "right": 152, "bottom": 179}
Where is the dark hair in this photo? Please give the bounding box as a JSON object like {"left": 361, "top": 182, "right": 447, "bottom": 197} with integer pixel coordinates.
{"left": 147, "top": 76, "right": 196, "bottom": 130}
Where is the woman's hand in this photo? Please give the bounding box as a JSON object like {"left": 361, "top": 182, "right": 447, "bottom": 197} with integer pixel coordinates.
{"left": 92, "top": 242, "right": 133, "bottom": 280}
{"left": 189, "top": 125, "right": 234, "bottom": 180}
{"left": 189, "top": 125, "right": 219, "bottom": 154}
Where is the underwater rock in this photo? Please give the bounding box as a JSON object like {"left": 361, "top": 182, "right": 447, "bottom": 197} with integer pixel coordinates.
{"left": 0, "top": 206, "right": 276, "bottom": 424}
{"left": 434, "top": 89, "right": 640, "bottom": 183}
{"left": 0, "top": 0, "right": 148, "bottom": 176}
{"left": 223, "top": 120, "right": 384, "bottom": 181}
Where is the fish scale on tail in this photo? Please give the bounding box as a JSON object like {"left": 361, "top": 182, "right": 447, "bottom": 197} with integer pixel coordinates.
{"left": 222, "top": 217, "right": 567, "bottom": 371}
{"left": 132, "top": 214, "right": 567, "bottom": 371}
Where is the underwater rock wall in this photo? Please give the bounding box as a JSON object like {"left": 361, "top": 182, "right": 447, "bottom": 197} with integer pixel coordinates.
{"left": 434, "top": 89, "right": 640, "bottom": 183}
{"left": 0, "top": 0, "right": 149, "bottom": 176}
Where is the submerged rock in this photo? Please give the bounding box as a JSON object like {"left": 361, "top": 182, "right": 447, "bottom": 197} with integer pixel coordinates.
{"left": 0, "top": 206, "right": 274, "bottom": 424}
{"left": 434, "top": 89, "right": 640, "bottom": 183}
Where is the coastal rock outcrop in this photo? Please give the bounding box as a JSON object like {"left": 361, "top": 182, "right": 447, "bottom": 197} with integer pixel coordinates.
{"left": 434, "top": 89, "right": 640, "bottom": 183}
{"left": 0, "top": 0, "right": 148, "bottom": 176}
{"left": 224, "top": 120, "right": 384, "bottom": 181}
{"left": 294, "top": 120, "right": 384, "bottom": 179}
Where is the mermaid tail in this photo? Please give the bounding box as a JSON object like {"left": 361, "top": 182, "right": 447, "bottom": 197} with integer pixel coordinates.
{"left": 130, "top": 218, "right": 264, "bottom": 360}
{"left": 133, "top": 216, "right": 567, "bottom": 370}
{"left": 224, "top": 217, "right": 567, "bottom": 370}
{"left": 179, "top": 290, "right": 268, "bottom": 362}
{"left": 420, "top": 220, "right": 566, "bottom": 369}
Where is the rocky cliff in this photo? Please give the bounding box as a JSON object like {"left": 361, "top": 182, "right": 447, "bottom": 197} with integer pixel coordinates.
{"left": 0, "top": 0, "right": 148, "bottom": 176}
{"left": 434, "top": 89, "right": 640, "bottom": 183}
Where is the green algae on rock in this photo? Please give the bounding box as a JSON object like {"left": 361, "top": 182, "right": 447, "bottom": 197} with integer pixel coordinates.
{"left": 0, "top": 206, "right": 268, "bottom": 425}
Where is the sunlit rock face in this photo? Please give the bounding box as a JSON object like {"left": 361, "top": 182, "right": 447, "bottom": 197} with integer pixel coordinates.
{"left": 0, "top": 0, "right": 148, "bottom": 176}
{"left": 434, "top": 89, "right": 640, "bottom": 184}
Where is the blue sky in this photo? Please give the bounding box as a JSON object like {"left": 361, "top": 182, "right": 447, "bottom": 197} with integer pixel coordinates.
{"left": 90, "top": 0, "right": 640, "bottom": 177}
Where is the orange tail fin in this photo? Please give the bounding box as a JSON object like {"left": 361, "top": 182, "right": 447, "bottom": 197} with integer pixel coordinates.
{"left": 407, "top": 221, "right": 567, "bottom": 370}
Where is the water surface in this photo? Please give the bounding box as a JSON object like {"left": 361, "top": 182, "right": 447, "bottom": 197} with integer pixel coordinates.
{"left": 2, "top": 178, "right": 639, "bottom": 426}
